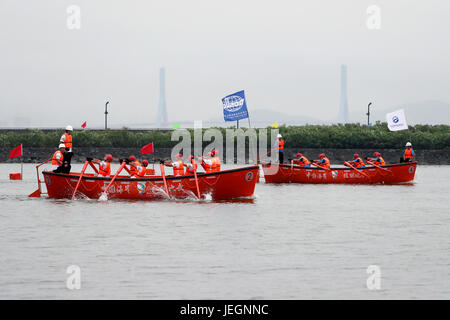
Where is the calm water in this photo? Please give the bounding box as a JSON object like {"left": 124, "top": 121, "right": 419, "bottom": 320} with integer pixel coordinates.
{"left": 0, "top": 163, "right": 449, "bottom": 299}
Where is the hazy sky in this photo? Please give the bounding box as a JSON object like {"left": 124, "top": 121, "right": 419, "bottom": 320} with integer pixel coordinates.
{"left": 1, "top": 0, "right": 449, "bottom": 127}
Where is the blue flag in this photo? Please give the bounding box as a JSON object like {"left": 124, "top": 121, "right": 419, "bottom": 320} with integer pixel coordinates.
{"left": 222, "top": 90, "right": 249, "bottom": 122}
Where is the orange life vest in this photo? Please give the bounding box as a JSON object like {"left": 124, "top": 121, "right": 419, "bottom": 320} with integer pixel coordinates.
{"left": 404, "top": 148, "right": 414, "bottom": 159}
{"left": 277, "top": 139, "right": 284, "bottom": 150}
{"left": 374, "top": 156, "right": 386, "bottom": 166}
{"left": 202, "top": 158, "right": 214, "bottom": 173}
{"left": 98, "top": 161, "right": 111, "bottom": 176}
{"left": 185, "top": 162, "right": 198, "bottom": 175}
{"left": 319, "top": 157, "right": 330, "bottom": 168}
{"left": 62, "top": 133, "right": 72, "bottom": 149}
{"left": 297, "top": 156, "right": 311, "bottom": 166}
{"left": 134, "top": 165, "right": 147, "bottom": 178}
{"left": 173, "top": 160, "right": 185, "bottom": 176}
{"left": 353, "top": 157, "right": 365, "bottom": 168}
{"left": 51, "top": 150, "right": 64, "bottom": 166}
{"left": 129, "top": 160, "right": 141, "bottom": 176}
{"left": 212, "top": 156, "right": 221, "bottom": 172}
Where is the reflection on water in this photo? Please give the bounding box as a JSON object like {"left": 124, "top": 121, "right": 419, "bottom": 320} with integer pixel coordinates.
{"left": 0, "top": 163, "right": 449, "bottom": 299}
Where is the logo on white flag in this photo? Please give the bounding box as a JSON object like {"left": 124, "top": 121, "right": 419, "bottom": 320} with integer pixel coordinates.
{"left": 386, "top": 109, "right": 408, "bottom": 131}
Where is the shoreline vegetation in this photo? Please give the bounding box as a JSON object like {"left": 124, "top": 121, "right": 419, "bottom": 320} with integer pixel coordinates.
{"left": 1, "top": 123, "right": 449, "bottom": 150}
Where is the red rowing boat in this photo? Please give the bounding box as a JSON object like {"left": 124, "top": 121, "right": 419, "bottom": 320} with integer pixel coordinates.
{"left": 33, "top": 166, "right": 259, "bottom": 200}
{"left": 261, "top": 162, "right": 417, "bottom": 184}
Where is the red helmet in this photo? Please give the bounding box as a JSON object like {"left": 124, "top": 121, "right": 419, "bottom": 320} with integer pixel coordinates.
{"left": 129, "top": 155, "right": 136, "bottom": 161}
{"left": 374, "top": 152, "right": 381, "bottom": 157}
{"left": 319, "top": 153, "right": 325, "bottom": 158}
{"left": 189, "top": 155, "right": 194, "bottom": 161}
{"left": 105, "top": 154, "right": 113, "bottom": 162}
{"left": 212, "top": 149, "right": 218, "bottom": 156}
{"left": 142, "top": 160, "right": 149, "bottom": 166}
{"left": 353, "top": 154, "right": 359, "bottom": 159}
{"left": 177, "top": 153, "right": 183, "bottom": 158}
{"left": 296, "top": 153, "right": 302, "bottom": 158}
{"left": 207, "top": 152, "right": 213, "bottom": 156}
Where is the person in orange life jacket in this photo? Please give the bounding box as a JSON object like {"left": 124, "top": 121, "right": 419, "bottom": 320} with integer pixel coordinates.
{"left": 164, "top": 152, "right": 185, "bottom": 176}
{"left": 129, "top": 159, "right": 148, "bottom": 178}
{"left": 198, "top": 151, "right": 214, "bottom": 173}
{"left": 402, "top": 142, "right": 415, "bottom": 162}
{"left": 52, "top": 144, "right": 67, "bottom": 173}
{"left": 127, "top": 155, "right": 142, "bottom": 177}
{"left": 293, "top": 153, "right": 311, "bottom": 167}
{"left": 91, "top": 154, "right": 113, "bottom": 177}
{"left": 184, "top": 155, "right": 198, "bottom": 175}
{"left": 312, "top": 153, "right": 331, "bottom": 168}
{"left": 366, "top": 152, "right": 386, "bottom": 166}
{"left": 273, "top": 134, "right": 285, "bottom": 163}
{"left": 349, "top": 154, "right": 366, "bottom": 168}
{"left": 210, "top": 149, "right": 221, "bottom": 172}
{"left": 60, "top": 125, "right": 73, "bottom": 166}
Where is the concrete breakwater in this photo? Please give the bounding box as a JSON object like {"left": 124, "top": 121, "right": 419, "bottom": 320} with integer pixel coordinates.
{"left": 1, "top": 147, "right": 449, "bottom": 165}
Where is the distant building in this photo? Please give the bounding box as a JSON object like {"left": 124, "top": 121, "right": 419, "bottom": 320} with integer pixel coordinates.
{"left": 156, "top": 67, "right": 168, "bottom": 128}
{"left": 338, "top": 64, "right": 349, "bottom": 123}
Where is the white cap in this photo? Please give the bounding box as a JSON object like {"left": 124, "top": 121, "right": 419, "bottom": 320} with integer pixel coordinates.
{"left": 65, "top": 125, "right": 73, "bottom": 131}
{"left": 277, "top": 134, "right": 282, "bottom": 138}
{"left": 59, "top": 144, "right": 66, "bottom": 149}
{"left": 405, "top": 142, "right": 412, "bottom": 147}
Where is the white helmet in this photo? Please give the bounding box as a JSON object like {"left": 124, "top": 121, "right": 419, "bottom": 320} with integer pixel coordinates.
{"left": 59, "top": 144, "right": 66, "bottom": 149}
{"left": 277, "top": 134, "right": 282, "bottom": 138}
{"left": 65, "top": 125, "right": 73, "bottom": 131}
{"left": 405, "top": 142, "right": 412, "bottom": 147}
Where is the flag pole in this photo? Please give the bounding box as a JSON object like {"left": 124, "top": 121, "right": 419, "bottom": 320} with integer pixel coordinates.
{"left": 21, "top": 160, "right": 23, "bottom": 180}
{"left": 237, "top": 120, "right": 239, "bottom": 129}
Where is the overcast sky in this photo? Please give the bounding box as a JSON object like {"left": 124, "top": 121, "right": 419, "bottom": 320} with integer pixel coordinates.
{"left": 1, "top": 0, "right": 449, "bottom": 127}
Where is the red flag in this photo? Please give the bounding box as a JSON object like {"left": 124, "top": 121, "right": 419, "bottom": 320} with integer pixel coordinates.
{"left": 81, "top": 121, "right": 87, "bottom": 128}
{"left": 9, "top": 144, "right": 23, "bottom": 159}
{"left": 141, "top": 142, "right": 154, "bottom": 155}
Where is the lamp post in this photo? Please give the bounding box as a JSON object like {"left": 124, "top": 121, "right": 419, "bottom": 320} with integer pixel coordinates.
{"left": 104, "top": 101, "right": 109, "bottom": 130}
{"left": 366, "top": 102, "right": 372, "bottom": 126}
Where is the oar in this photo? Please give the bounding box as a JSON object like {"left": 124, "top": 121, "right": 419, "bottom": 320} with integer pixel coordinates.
{"left": 159, "top": 162, "right": 170, "bottom": 198}
{"left": 71, "top": 161, "right": 89, "bottom": 200}
{"left": 344, "top": 161, "right": 371, "bottom": 179}
{"left": 366, "top": 160, "right": 390, "bottom": 172}
{"left": 311, "top": 162, "right": 331, "bottom": 171}
{"left": 101, "top": 161, "right": 127, "bottom": 197}
{"left": 192, "top": 159, "right": 201, "bottom": 199}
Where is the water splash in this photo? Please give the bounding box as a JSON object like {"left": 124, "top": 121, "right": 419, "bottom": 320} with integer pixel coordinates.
{"left": 98, "top": 192, "right": 108, "bottom": 201}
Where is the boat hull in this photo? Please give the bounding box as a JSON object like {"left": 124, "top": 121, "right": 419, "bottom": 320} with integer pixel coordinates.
{"left": 261, "top": 162, "right": 417, "bottom": 184}
{"left": 42, "top": 166, "right": 259, "bottom": 200}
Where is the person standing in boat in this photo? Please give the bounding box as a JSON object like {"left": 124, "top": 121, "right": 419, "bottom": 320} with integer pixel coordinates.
{"left": 165, "top": 152, "right": 185, "bottom": 176}
{"left": 313, "top": 153, "right": 331, "bottom": 168}
{"left": 51, "top": 144, "right": 67, "bottom": 172}
{"left": 366, "top": 152, "right": 386, "bottom": 166}
{"left": 92, "top": 154, "right": 113, "bottom": 177}
{"left": 60, "top": 125, "right": 73, "bottom": 166}
{"left": 348, "top": 154, "right": 366, "bottom": 168}
{"left": 129, "top": 160, "right": 148, "bottom": 178}
{"left": 293, "top": 153, "right": 311, "bottom": 167}
{"left": 403, "top": 142, "right": 415, "bottom": 162}
{"left": 273, "top": 134, "right": 285, "bottom": 163}
{"left": 184, "top": 155, "right": 198, "bottom": 175}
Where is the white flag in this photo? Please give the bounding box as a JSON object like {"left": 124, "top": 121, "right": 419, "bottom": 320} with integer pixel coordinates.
{"left": 386, "top": 109, "right": 408, "bottom": 131}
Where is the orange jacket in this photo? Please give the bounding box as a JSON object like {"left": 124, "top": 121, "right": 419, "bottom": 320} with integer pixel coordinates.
{"left": 296, "top": 156, "right": 311, "bottom": 166}
{"left": 374, "top": 156, "right": 386, "bottom": 166}
{"left": 98, "top": 161, "right": 111, "bottom": 176}
{"left": 129, "top": 160, "right": 141, "bottom": 176}
{"left": 185, "top": 162, "right": 198, "bottom": 175}
{"left": 212, "top": 156, "right": 221, "bottom": 172}
{"left": 352, "top": 157, "right": 365, "bottom": 168}
{"left": 62, "top": 133, "right": 72, "bottom": 149}
{"left": 277, "top": 139, "right": 285, "bottom": 150}
{"left": 201, "top": 158, "right": 214, "bottom": 173}
{"left": 318, "top": 157, "right": 330, "bottom": 168}
{"left": 173, "top": 160, "right": 185, "bottom": 176}
{"left": 133, "top": 165, "right": 147, "bottom": 178}
{"left": 404, "top": 148, "right": 414, "bottom": 159}
{"left": 51, "top": 150, "right": 64, "bottom": 166}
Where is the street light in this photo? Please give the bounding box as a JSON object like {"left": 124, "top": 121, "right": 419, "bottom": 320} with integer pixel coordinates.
{"left": 366, "top": 102, "right": 372, "bottom": 126}
{"left": 104, "top": 101, "right": 109, "bottom": 130}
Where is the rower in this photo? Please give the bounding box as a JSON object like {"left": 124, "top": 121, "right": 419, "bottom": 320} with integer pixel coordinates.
{"left": 211, "top": 149, "right": 221, "bottom": 172}
{"left": 313, "top": 153, "right": 330, "bottom": 168}
{"left": 130, "top": 160, "right": 148, "bottom": 178}
{"left": 92, "top": 154, "right": 113, "bottom": 177}
{"left": 165, "top": 152, "right": 185, "bottom": 176}
{"left": 198, "top": 152, "right": 214, "bottom": 173}
{"left": 127, "top": 155, "right": 141, "bottom": 177}
{"left": 293, "top": 153, "right": 311, "bottom": 167}
{"left": 51, "top": 144, "right": 67, "bottom": 173}
{"left": 367, "top": 152, "right": 386, "bottom": 166}
{"left": 273, "top": 134, "right": 285, "bottom": 164}
{"left": 403, "top": 142, "right": 415, "bottom": 162}
{"left": 60, "top": 125, "right": 73, "bottom": 167}
{"left": 184, "top": 155, "right": 198, "bottom": 175}
{"left": 349, "top": 154, "right": 366, "bottom": 168}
